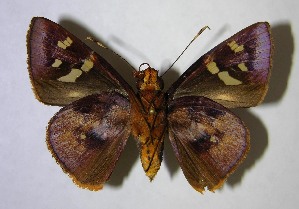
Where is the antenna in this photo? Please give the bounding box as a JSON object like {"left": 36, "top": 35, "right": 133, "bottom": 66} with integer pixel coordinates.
{"left": 86, "top": 36, "right": 136, "bottom": 71}
{"left": 162, "top": 26, "right": 210, "bottom": 76}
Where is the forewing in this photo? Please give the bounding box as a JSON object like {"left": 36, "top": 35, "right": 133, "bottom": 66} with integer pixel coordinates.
{"left": 167, "top": 22, "right": 272, "bottom": 108}
{"left": 27, "top": 17, "right": 132, "bottom": 106}
{"left": 168, "top": 96, "right": 249, "bottom": 193}
{"left": 47, "top": 92, "right": 131, "bottom": 190}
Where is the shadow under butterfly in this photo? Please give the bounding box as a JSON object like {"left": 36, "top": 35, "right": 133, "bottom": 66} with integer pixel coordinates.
{"left": 27, "top": 17, "right": 273, "bottom": 193}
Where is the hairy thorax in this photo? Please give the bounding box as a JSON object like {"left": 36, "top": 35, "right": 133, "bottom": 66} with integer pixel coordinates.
{"left": 131, "top": 66, "right": 167, "bottom": 180}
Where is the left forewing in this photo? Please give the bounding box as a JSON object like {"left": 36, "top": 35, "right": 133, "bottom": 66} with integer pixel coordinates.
{"left": 27, "top": 17, "right": 131, "bottom": 106}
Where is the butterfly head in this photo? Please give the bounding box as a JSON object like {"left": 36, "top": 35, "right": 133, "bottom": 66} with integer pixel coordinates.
{"left": 133, "top": 63, "right": 164, "bottom": 91}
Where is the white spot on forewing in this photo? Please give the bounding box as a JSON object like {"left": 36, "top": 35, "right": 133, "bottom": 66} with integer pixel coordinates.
{"left": 234, "top": 45, "right": 244, "bottom": 53}
{"left": 81, "top": 59, "right": 94, "bottom": 72}
{"left": 57, "top": 41, "right": 66, "bottom": 49}
{"left": 58, "top": 68, "right": 82, "bottom": 82}
{"left": 218, "top": 71, "right": 242, "bottom": 85}
{"left": 206, "top": 62, "right": 220, "bottom": 74}
{"left": 57, "top": 37, "right": 73, "bottom": 49}
{"left": 238, "top": 63, "right": 248, "bottom": 71}
{"left": 51, "top": 59, "right": 62, "bottom": 68}
{"left": 227, "top": 40, "right": 244, "bottom": 53}
{"left": 66, "top": 37, "right": 73, "bottom": 45}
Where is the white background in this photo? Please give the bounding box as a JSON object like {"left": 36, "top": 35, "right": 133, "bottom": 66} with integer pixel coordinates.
{"left": 0, "top": 0, "right": 298, "bottom": 208}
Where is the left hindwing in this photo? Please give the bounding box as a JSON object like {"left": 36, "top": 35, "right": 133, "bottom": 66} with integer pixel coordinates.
{"left": 167, "top": 22, "right": 273, "bottom": 108}
{"left": 27, "top": 17, "right": 133, "bottom": 106}
{"left": 47, "top": 92, "right": 131, "bottom": 190}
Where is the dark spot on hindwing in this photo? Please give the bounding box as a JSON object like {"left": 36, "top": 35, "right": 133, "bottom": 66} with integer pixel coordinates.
{"left": 73, "top": 125, "right": 108, "bottom": 149}
{"left": 69, "top": 92, "right": 131, "bottom": 150}
{"left": 205, "top": 108, "right": 223, "bottom": 118}
{"left": 191, "top": 132, "right": 212, "bottom": 150}
{"left": 190, "top": 130, "right": 224, "bottom": 152}
{"left": 84, "top": 130, "right": 107, "bottom": 148}
{"left": 73, "top": 95, "right": 102, "bottom": 114}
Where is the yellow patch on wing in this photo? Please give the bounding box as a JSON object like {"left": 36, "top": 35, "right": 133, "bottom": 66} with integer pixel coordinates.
{"left": 68, "top": 91, "right": 85, "bottom": 98}
{"left": 57, "top": 37, "right": 73, "bottom": 49}
{"left": 81, "top": 59, "right": 94, "bottom": 72}
{"left": 210, "top": 135, "right": 218, "bottom": 143}
{"left": 227, "top": 40, "right": 244, "bottom": 53}
{"left": 58, "top": 68, "right": 82, "bottom": 82}
{"left": 218, "top": 71, "right": 242, "bottom": 85}
{"left": 206, "top": 62, "right": 220, "bottom": 74}
{"left": 80, "top": 134, "right": 86, "bottom": 140}
{"left": 238, "top": 63, "right": 248, "bottom": 71}
{"left": 51, "top": 59, "right": 62, "bottom": 68}
{"left": 214, "top": 94, "right": 235, "bottom": 101}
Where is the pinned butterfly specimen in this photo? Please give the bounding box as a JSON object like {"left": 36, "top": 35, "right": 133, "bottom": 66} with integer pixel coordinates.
{"left": 27, "top": 17, "right": 272, "bottom": 193}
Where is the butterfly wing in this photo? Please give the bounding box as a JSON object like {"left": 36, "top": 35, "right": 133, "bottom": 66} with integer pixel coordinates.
{"left": 47, "top": 92, "right": 131, "bottom": 190}
{"left": 167, "top": 22, "right": 272, "bottom": 108}
{"left": 167, "top": 96, "right": 249, "bottom": 193}
{"left": 27, "top": 17, "right": 135, "bottom": 190}
{"left": 166, "top": 23, "right": 271, "bottom": 192}
{"left": 27, "top": 17, "right": 133, "bottom": 106}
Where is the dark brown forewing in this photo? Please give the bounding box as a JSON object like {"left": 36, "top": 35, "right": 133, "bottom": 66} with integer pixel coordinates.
{"left": 47, "top": 92, "right": 131, "bottom": 190}
{"left": 167, "top": 22, "right": 273, "bottom": 108}
{"left": 168, "top": 96, "right": 249, "bottom": 193}
{"left": 27, "top": 17, "right": 133, "bottom": 106}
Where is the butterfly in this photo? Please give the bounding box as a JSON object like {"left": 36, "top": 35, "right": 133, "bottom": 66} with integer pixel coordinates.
{"left": 27, "top": 17, "right": 272, "bottom": 193}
